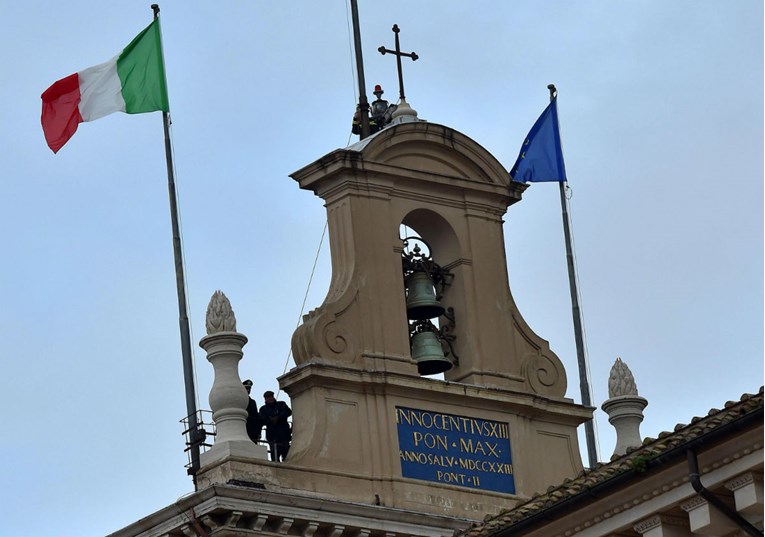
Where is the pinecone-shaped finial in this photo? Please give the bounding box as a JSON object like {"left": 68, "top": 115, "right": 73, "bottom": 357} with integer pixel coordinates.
{"left": 205, "top": 290, "right": 237, "bottom": 334}
{"left": 608, "top": 357, "right": 638, "bottom": 398}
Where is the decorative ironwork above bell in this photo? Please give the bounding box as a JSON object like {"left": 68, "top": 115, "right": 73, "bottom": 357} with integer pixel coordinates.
{"left": 405, "top": 270, "right": 445, "bottom": 320}
{"left": 410, "top": 324, "right": 452, "bottom": 375}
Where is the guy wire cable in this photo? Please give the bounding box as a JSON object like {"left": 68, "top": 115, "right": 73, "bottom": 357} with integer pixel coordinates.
{"left": 276, "top": 220, "right": 328, "bottom": 400}
{"left": 566, "top": 183, "right": 602, "bottom": 458}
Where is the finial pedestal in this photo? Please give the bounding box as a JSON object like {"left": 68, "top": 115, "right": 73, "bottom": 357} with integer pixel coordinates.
{"left": 199, "top": 331, "right": 268, "bottom": 465}
{"left": 391, "top": 98, "right": 418, "bottom": 124}
{"left": 602, "top": 395, "right": 648, "bottom": 459}
{"left": 199, "top": 292, "right": 268, "bottom": 466}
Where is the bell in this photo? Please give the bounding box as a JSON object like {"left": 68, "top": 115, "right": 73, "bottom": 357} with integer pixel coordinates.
{"left": 405, "top": 271, "right": 446, "bottom": 320}
{"left": 410, "top": 329, "right": 452, "bottom": 375}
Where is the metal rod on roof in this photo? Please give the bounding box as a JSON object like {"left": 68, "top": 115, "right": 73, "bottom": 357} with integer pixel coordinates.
{"left": 349, "top": 0, "right": 371, "bottom": 139}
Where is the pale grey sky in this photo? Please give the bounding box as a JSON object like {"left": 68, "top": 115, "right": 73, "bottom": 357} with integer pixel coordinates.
{"left": 0, "top": 2, "right": 762, "bottom": 536}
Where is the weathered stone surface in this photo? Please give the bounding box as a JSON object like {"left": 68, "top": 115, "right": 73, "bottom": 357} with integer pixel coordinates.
{"left": 608, "top": 357, "right": 638, "bottom": 398}
{"left": 206, "top": 290, "right": 237, "bottom": 334}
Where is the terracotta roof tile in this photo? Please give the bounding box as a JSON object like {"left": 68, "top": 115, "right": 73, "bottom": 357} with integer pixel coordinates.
{"left": 460, "top": 388, "right": 763, "bottom": 537}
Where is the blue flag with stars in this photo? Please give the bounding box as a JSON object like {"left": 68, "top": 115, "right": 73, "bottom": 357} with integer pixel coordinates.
{"left": 510, "top": 97, "right": 567, "bottom": 183}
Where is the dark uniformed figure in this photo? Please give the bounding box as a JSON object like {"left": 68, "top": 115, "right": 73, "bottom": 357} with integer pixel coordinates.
{"left": 242, "top": 379, "right": 263, "bottom": 443}
{"left": 351, "top": 85, "right": 397, "bottom": 136}
{"left": 259, "top": 391, "right": 292, "bottom": 462}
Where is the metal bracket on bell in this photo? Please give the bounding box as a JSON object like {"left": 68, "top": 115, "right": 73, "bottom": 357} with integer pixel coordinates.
{"left": 438, "top": 307, "right": 459, "bottom": 366}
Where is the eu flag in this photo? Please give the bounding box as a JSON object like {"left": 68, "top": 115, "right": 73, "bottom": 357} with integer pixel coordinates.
{"left": 510, "top": 97, "right": 567, "bottom": 183}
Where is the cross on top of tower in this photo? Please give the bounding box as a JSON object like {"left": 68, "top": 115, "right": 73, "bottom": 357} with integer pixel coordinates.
{"left": 378, "top": 24, "right": 418, "bottom": 101}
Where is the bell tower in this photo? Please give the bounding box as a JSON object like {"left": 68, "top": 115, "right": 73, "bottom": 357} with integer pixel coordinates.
{"left": 290, "top": 121, "right": 568, "bottom": 395}
{"left": 280, "top": 120, "right": 591, "bottom": 506}
{"left": 218, "top": 118, "right": 592, "bottom": 518}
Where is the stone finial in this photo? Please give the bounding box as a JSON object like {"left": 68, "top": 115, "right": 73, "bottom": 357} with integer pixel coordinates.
{"left": 602, "top": 357, "right": 648, "bottom": 459}
{"left": 205, "top": 290, "right": 237, "bottom": 334}
{"left": 198, "top": 302, "right": 268, "bottom": 466}
{"left": 391, "top": 98, "right": 418, "bottom": 124}
{"left": 608, "top": 357, "right": 638, "bottom": 398}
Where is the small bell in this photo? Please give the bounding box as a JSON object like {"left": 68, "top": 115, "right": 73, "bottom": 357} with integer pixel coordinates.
{"left": 410, "top": 329, "right": 452, "bottom": 375}
{"left": 405, "top": 270, "right": 445, "bottom": 320}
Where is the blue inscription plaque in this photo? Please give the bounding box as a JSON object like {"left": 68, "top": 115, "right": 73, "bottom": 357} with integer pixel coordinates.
{"left": 395, "top": 406, "right": 515, "bottom": 494}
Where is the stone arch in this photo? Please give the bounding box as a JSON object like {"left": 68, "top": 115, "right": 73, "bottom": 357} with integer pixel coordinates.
{"left": 401, "top": 208, "right": 461, "bottom": 267}
{"left": 357, "top": 121, "right": 511, "bottom": 186}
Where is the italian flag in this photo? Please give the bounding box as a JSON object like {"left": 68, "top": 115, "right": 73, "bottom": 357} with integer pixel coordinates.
{"left": 41, "top": 19, "right": 169, "bottom": 153}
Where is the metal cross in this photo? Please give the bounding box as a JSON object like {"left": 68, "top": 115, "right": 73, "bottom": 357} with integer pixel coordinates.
{"left": 378, "top": 24, "right": 418, "bottom": 101}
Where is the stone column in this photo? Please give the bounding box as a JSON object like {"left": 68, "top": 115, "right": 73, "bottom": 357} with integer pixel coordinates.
{"left": 601, "top": 357, "right": 648, "bottom": 459}
{"left": 199, "top": 291, "right": 268, "bottom": 466}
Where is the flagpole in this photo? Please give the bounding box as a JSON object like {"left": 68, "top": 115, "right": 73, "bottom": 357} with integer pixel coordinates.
{"left": 548, "top": 84, "right": 598, "bottom": 469}
{"left": 152, "top": 4, "right": 201, "bottom": 487}
{"left": 349, "top": 0, "right": 371, "bottom": 139}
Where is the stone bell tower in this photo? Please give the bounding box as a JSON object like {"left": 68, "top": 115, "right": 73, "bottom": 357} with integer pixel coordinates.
{"left": 195, "top": 116, "right": 591, "bottom": 518}
{"left": 289, "top": 121, "right": 568, "bottom": 394}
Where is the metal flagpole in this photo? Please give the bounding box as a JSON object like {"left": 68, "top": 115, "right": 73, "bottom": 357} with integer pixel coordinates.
{"left": 548, "top": 84, "right": 599, "bottom": 469}
{"left": 349, "top": 0, "right": 371, "bottom": 140}
{"left": 151, "top": 4, "right": 202, "bottom": 487}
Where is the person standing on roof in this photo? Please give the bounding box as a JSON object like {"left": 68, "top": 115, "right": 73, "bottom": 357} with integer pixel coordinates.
{"left": 242, "top": 380, "right": 263, "bottom": 443}
{"left": 259, "top": 390, "right": 292, "bottom": 462}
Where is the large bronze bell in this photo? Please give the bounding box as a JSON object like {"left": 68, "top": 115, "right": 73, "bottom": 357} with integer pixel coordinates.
{"left": 405, "top": 270, "right": 446, "bottom": 320}
{"left": 410, "top": 329, "right": 452, "bottom": 375}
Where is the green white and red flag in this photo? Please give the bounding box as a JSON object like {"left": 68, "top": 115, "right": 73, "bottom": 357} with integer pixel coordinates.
{"left": 41, "top": 19, "right": 169, "bottom": 153}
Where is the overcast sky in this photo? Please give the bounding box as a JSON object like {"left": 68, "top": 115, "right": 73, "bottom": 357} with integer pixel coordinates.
{"left": 1, "top": 2, "right": 762, "bottom": 536}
